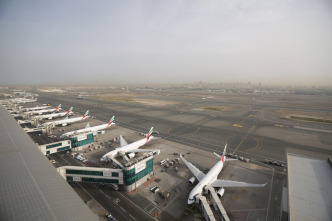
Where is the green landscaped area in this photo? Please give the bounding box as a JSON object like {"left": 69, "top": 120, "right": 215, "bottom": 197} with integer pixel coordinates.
{"left": 290, "top": 116, "right": 332, "bottom": 124}
{"left": 203, "top": 106, "right": 222, "bottom": 112}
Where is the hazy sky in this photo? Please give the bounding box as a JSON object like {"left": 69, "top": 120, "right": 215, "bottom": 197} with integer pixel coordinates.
{"left": 1, "top": 0, "right": 332, "bottom": 85}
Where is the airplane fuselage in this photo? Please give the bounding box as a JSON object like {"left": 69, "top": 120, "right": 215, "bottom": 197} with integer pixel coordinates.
{"left": 23, "top": 106, "right": 50, "bottom": 111}
{"left": 31, "top": 111, "right": 70, "bottom": 120}
{"left": 188, "top": 157, "right": 225, "bottom": 204}
{"left": 26, "top": 108, "right": 60, "bottom": 115}
{"left": 44, "top": 116, "right": 88, "bottom": 127}
{"left": 61, "top": 123, "right": 113, "bottom": 137}
{"left": 100, "top": 137, "right": 151, "bottom": 161}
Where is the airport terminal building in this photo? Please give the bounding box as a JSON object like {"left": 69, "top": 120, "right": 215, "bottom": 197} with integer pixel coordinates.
{"left": 58, "top": 153, "right": 154, "bottom": 191}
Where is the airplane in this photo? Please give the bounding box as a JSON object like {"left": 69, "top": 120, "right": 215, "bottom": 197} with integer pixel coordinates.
{"left": 60, "top": 116, "right": 115, "bottom": 138}
{"left": 22, "top": 105, "right": 51, "bottom": 112}
{"left": 180, "top": 145, "right": 266, "bottom": 204}
{"left": 31, "top": 107, "right": 73, "bottom": 120}
{"left": 40, "top": 110, "right": 89, "bottom": 127}
{"left": 100, "top": 127, "right": 158, "bottom": 162}
{"left": 14, "top": 97, "right": 37, "bottom": 104}
{"left": 25, "top": 104, "right": 61, "bottom": 115}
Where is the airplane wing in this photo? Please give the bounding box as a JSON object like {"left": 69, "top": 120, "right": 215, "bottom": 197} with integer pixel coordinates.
{"left": 107, "top": 156, "right": 123, "bottom": 169}
{"left": 119, "top": 135, "right": 128, "bottom": 147}
{"left": 210, "top": 179, "right": 266, "bottom": 188}
{"left": 125, "top": 149, "right": 158, "bottom": 153}
{"left": 180, "top": 155, "right": 205, "bottom": 181}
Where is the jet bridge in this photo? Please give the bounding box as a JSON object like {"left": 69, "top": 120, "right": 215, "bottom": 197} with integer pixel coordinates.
{"left": 196, "top": 194, "right": 216, "bottom": 221}
{"left": 204, "top": 186, "right": 230, "bottom": 221}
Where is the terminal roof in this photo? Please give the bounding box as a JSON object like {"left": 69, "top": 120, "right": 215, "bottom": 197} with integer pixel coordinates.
{"left": 287, "top": 153, "right": 332, "bottom": 221}
{"left": 0, "top": 106, "right": 98, "bottom": 221}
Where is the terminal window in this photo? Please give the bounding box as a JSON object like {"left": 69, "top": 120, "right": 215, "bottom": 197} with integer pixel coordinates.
{"left": 66, "top": 169, "right": 103, "bottom": 176}
{"left": 82, "top": 177, "right": 119, "bottom": 184}
{"left": 46, "top": 142, "right": 62, "bottom": 149}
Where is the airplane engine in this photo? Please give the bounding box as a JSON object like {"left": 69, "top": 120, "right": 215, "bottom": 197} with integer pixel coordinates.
{"left": 189, "top": 176, "right": 196, "bottom": 185}
{"left": 127, "top": 153, "right": 135, "bottom": 159}
{"left": 118, "top": 151, "right": 126, "bottom": 157}
{"left": 62, "top": 123, "right": 67, "bottom": 126}
{"left": 48, "top": 117, "right": 53, "bottom": 120}
{"left": 217, "top": 188, "right": 225, "bottom": 197}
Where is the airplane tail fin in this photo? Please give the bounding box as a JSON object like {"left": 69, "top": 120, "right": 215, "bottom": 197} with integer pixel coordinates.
{"left": 146, "top": 127, "right": 154, "bottom": 142}
{"left": 56, "top": 104, "right": 61, "bottom": 111}
{"left": 107, "top": 116, "right": 115, "bottom": 127}
{"left": 67, "top": 107, "right": 73, "bottom": 114}
{"left": 221, "top": 144, "right": 227, "bottom": 163}
{"left": 81, "top": 110, "right": 89, "bottom": 120}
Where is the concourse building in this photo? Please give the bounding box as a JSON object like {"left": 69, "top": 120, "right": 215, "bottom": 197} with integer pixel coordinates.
{"left": 58, "top": 152, "right": 154, "bottom": 191}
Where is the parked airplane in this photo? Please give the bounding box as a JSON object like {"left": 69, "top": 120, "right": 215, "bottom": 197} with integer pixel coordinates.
{"left": 22, "top": 105, "right": 50, "bottom": 112}
{"left": 31, "top": 107, "right": 73, "bottom": 120}
{"left": 180, "top": 145, "right": 266, "bottom": 204}
{"left": 41, "top": 110, "right": 89, "bottom": 127}
{"left": 25, "top": 104, "right": 61, "bottom": 115}
{"left": 60, "top": 116, "right": 115, "bottom": 138}
{"left": 14, "top": 97, "right": 37, "bottom": 103}
{"left": 100, "top": 127, "right": 157, "bottom": 162}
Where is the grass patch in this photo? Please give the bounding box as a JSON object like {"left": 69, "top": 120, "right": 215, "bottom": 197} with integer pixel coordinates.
{"left": 290, "top": 116, "right": 332, "bottom": 124}
{"left": 203, "top": 106, "right": 222, "bottom": 112}
{"left": 92, "top": 96, "right": 137, "bottom": 103}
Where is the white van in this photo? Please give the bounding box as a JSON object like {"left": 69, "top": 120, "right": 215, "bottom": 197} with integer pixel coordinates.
{"left": 109, "top": 183, "right": 119, "bottom": 191}
{"left": 160, "top": 158, "right": 169, "bottom": 166}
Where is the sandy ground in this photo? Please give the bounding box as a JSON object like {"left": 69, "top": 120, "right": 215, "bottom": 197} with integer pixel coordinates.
{"left": 92, "top": 95, "right": 179, "bottom": 106}
{"left": 193, "top": 105, "right": 238, "bottom": 112}
{"left": 276, "top": 109, "right": 332, "bottom": 121}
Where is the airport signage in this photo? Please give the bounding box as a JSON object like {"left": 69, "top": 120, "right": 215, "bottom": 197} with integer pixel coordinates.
{"left": 73, "top": 177, "right": 81, "bottom": 182}
{"left": 135, "top": 161, "right": 146, "bottom": 174}
{"left": 103, "top": 171, "right": 112, "bottom": 177}
{"left": 50, "top": 149, "right": 57, "bottom": 154}
{"left": 77, "top": 134, "right": 87, "bottom": 141}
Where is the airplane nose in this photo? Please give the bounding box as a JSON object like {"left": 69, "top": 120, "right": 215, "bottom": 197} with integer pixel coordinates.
{"left": 187, "top": 198, "right": 195, "bottom": 205}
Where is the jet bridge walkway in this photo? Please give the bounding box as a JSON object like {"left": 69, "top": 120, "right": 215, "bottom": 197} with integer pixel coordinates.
{"left": 205, "top": 186, "right": 230, "bottom": 221}
{"left": 196, "top": 194, "right": 216, "bottom": 221}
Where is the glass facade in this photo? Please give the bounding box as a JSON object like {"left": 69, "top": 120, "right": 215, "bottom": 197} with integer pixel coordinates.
{"left": 57, "top": 146, "right": 70, "bottom": 152}
{"left": 67, "top": 176, "right": 73, "bottom": 181}
{"left": 46, "top": 142, "right": 62, "bottom": 149}
{"left": 82, "top": 177, "right": 119, "bottom": 184}
{"left": 66, "top": 169, "right": 103, "bottom": 176}
{"left": 123, "top": 158, "right": 153, "bottom": 185}
{"left": 70, "top": 133, "right": 94, "bottom": 148}
{"left": 112, "top": 172, "right": 119, "bottom": 177}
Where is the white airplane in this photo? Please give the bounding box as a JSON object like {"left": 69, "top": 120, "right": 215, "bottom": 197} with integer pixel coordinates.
{"left": 14, "top": 97, "right": 37, "bottom": 104}
{"left": 23, "top": 105, "right": 50, "bottom": 112}
{"left": 31, "top": 107, "right": 73, "bottom": 120}
{"left": 180, "top": 145, "right": 266, "bottom": 204}
{"left": 60, "top": 116, "right": 115, "bottom": 138}
{"left": 100, "top": 127, "right": 157, "bottom": 162}
{"left": 41, "top": 110, "right": 89, "bottom": 127}
{"left": 25, "top": 104, "right": 61, "bottom": 115}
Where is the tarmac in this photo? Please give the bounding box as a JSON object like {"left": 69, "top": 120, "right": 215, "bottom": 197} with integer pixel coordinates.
{"left": 21, "top": 90, "right": 332, "bottom": 220}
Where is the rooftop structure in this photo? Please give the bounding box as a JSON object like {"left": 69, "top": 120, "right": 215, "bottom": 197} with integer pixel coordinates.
{"left": 287, "top": 153, "right": 332, "bottom": 221}
{"left": 0, "top": 105, "right": 98, "bottom": 221}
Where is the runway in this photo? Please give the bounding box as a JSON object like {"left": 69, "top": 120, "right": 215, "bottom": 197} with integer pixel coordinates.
{"left": 36, "top": 92, "right": 332, "bottom": 165}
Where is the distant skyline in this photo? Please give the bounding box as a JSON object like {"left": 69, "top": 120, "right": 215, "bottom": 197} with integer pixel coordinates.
{"left": 1, "top": 0, "right": 332, "bottom": 86}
